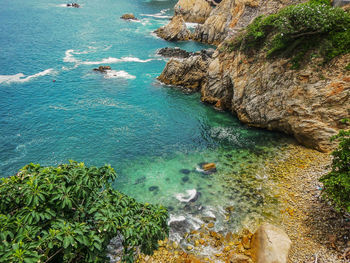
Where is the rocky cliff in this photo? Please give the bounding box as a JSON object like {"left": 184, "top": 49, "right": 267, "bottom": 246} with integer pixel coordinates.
{"left": 157, "top": 0, "right": 350, "bottom": 151}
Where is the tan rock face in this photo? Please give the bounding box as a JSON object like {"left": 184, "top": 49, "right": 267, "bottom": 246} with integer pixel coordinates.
{"left": 201, "top": 50, "right": 350, "bottom": 152}
{"left": 174, "top": 0, "right": 213, "bottom": 23}
{"left": 157, "top": 51, "right": 213, "bottom": 92}
{"left": 154, "top": 15, "right": 191, "bottom": 41}
{"left": 251, "top": 223, "right": 291, "bottom": 263}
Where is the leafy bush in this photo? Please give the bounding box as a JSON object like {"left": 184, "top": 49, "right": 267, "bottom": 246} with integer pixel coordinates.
{"left": 320, "top": 119, "right": 350, "bottom": 213}
{"left": 229, "top": 0, "right": 350, "bottom": 67}
{"left": 0, "top": 161, "right": 168, "bottom": 262}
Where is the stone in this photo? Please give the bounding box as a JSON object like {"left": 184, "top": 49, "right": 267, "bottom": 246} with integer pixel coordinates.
{"left": 154, "top": 15, "right": 191, "bottom": 41}
{"left": 207, "top": 222, "right": 215, "bottom": 228}
{"left": 182, "top": 176, "right": 190, "bottom": 182}
{"left": 93, "top": 65, "right": 111, "bottom": 73}
{"left": 121, "top": 13, "right": 137, "bottom": 20}
{"left": 229, "top": 253, "right": 253, "bottom": 263}
{"left": 203, "top": 163, "right": 216, "bottom": 171}
{"left": 149, "top": 186, "right": 159, "bottom": 192}
{"left": 251, "top": 223, "right": 291, "bottom": 263}
{"left": 157, "top": 47, "right": 192, "bottom": 59}
{"left": 333, "top": 0, "right": 350, "bottom": 7}
{"left": 179, "top": 168, "right": 191, "bottom": 174}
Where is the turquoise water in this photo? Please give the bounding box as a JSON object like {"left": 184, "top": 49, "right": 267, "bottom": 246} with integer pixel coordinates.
{"left": 0, "top": 0, "right": 291, "bottom": 237}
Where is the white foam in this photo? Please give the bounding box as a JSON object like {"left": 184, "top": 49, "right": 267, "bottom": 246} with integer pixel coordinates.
{"left": 167, "top": 215, "right": 186, "bottom": 225}
{"left": 0, "top": 69, "right": 55, "bottom": 84}
{"left": 141, "top": 14, "right": 172, "bottom": 19}
{"left": 64, "top": 49, "right": 156, "bottom": 66}
{"left": 104, "top": 70, "right": 136, "bottom": 80}
{"left": 175, "top": 189, "right": 197, "bottom": 202}
{"left": 185, "top": 22, "right": 199, "bottom": 29}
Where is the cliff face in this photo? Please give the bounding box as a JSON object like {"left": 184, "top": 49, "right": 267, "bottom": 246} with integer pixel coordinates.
{"left": 174, "top": 0, "right": 213, "bottom": 23}
{"left": 156, "top": 0, "right": 350, "bottom": 151}
{"left": 201, "top": 50, "right": 350, "bottom": 152}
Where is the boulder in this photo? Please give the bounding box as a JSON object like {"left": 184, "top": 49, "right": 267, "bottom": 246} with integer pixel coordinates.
{"left": 251, "top": 223, "right": 291, "bottom": 263}
{"left": 229, "top": 254, "right": 253, "bottom": 263}
{"left": 154, "top": 15, "right": 191, "bottom": 41}
{"left": 93, "top": 65, "right": 111, "bottom": 73}
{"left": 121, "top": 13, "right": 137, "bottom": 20}
{"left": 202, "top": 163, "right": 216, "bottom": 171}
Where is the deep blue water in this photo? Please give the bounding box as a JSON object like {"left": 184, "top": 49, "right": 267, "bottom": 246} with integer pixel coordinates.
{"left": 0, "top": 0, "right": 292, "bottom": 237}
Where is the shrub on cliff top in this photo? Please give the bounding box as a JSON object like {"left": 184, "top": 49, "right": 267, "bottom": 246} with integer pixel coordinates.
{"left": 230, "top": 0, "right": 350, "bottom": 67}
{"left": 0, "top": 161, "right": 168, "bottom": 262}
{"left": 320, "top": 119, "right": 350, "bottom": 213}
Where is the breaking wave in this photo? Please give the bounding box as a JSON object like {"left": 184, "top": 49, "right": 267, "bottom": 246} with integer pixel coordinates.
{"left": 0, "top": 69, "right": 55, "bottom": 84}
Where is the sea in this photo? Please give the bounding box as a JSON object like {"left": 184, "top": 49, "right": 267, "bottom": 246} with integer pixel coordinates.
{"left": 0, "top": 0, "right": 293, "bottom": 245}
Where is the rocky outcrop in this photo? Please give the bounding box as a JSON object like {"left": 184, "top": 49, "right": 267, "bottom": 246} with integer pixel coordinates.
{"left": 121, "top": 13, "right": 137, "bottom": 20}
{"left": 157, "top": 47, "right": 192, "bottom": 59}
{"left": 157, "top": 49, "right": 214, "bottom": 92}
{"left": 333, "top": 0, "right": 350, "bottom": 7}
{"left": 174, "top": 0, "right": 213, "bottom": 23}
{"left": 200, "top": 48, "right": 350, "bottom": 152}
{"left": 93, "top": 65, "right": 111, "bottom": 73}
{"left": 154, "top": 15, "right": 191, "bottom": 41}
{"left": 251, "top": 223, "right": 291, "bottom": 263}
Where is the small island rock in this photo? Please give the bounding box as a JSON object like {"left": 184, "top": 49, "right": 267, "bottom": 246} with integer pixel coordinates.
{"left": 121, "top": 13, "right": 137, "bottom": 20}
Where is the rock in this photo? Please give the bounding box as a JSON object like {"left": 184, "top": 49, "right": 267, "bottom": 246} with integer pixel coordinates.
{"left": 333, "top": 0, "right": 350, "bottom": 7}
{"left": 168, "top": 216, "right": 192, "bottom": 236}
{"left": 174, "top": 0, "right": 213, "bottom": 23}
{"left": 157, "top": 49, "right": 213, "bottom": 92}
{"left": 251, "top": 223, "right": 291, "bottom": 263}
{"left": 207, "top": 222, "right": 215, "bottom": 228}
{"left": 154, "top": 15, "right": 191, "bottom": 41}
{"left": 67, "top": 3, "right": 80, "bottom": 8}
{"left": 121, "top": 13, "right": 137, "bottom": 20}
{"left": 182, "top": 176, "right": 190, "bottom": 182}
{"left": 93, "top": 65, "right": 111, "bottom": 73}
{"left": 202, "top": 163, "right": 216, "bottom": 171}
{"left": 149, "top": 186, "right": 159, "bottom": 192}
{"left": 157, "top": 47, "right": 192, "bottom": 59}
{"left": 229, "top": 254, "right": 253, "bottom": 263}
{"left": 179, "top": 168, "right": 191, "bottom": 174}
{"left": 201, "top": 48, "right": 350, "bottom": 152}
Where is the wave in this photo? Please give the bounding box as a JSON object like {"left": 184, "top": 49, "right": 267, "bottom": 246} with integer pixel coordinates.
{"left": 0, "top": 69, "right": 55, "bottom": 84}
{"left": 175, "top": 189, "right": 198, "bottom": 202}
{"left": 64, "top": 49, "right": 157, "bottom": 66}
{"left": 104, "top": 70, "right": 136, "bottom": 79}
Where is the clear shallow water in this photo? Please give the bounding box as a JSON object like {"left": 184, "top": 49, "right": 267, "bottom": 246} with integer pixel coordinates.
{"left": 0, "top": 0, "right": 292, "bottom": 239}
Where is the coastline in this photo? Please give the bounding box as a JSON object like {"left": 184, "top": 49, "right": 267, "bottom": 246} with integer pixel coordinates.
{"left": 136, "top": 144, "right": 349, "bottom": 262}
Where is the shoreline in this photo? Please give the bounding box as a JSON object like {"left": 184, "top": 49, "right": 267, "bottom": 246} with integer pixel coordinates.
{"left": 135, "top": 144, "right": 349, "bottom": 262}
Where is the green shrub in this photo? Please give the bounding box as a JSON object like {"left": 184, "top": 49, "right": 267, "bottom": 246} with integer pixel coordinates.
{"left": 230, "top": 0, "right": 350, "bottom": 67}
{"left": 320, "top": 119, "right": 350, "bottom": 213}
{"left": 0, "top": 161, "right": 169, "bottom": 262}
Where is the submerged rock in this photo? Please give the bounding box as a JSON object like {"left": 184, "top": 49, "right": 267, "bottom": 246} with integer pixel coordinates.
{"left": 121, "top": 13, "right": 137, "bottom": 20}
{"left": 149, "top": 186, "right": 159, "bottom": 192}
{"left": 179, "top": 168, "right": 191, "bottom": 174}
{"left": 251, "top": 223, "right": 291, "bottom": 263}
{"left": 182, "top": 176, "right": 190, "bottom": 182}
{"left": 154, "top": 15, "right": 191, "bottom": 41}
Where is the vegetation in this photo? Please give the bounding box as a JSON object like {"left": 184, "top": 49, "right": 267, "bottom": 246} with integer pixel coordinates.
{"left": 0, "top": 161, "right": 168, "bottom": 263}
{"left": 320, "top": 119, "right": 350, "bottom": 213}
{"left": 228, "top": 0, "right": 350, "bottom": 68}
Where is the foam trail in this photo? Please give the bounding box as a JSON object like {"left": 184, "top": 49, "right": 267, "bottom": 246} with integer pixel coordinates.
{"left": 0, "top": 69, "right": 55, "bottom": 84}
{"left": 175, "top": 189, "right": 198, "bottom": 202}
{"left": 104, "top": 70, "right": 136, "bottom": 79}
{"left": 64, "top": 49, "right": 157, "bottom": 65}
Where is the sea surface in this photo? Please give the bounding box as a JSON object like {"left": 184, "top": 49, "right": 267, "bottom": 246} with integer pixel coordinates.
{"left": 0, "top": 0, "right": 292, "bottom": 243}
